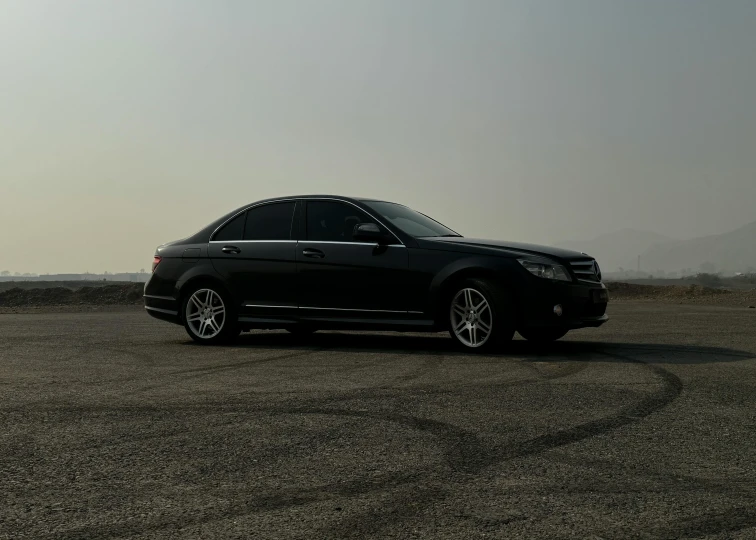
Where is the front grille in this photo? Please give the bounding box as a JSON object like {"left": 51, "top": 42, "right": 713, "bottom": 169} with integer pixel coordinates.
{"left": 569, "top": 259, "right": 602, "bottom": 283}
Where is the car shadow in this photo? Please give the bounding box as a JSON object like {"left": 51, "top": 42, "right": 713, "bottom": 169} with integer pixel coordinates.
{"left": 181, "top": 330, "right": 756, "bottom": 365}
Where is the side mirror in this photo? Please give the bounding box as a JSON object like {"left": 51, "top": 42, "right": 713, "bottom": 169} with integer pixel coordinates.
{"left": 353, "top": 223, "right": 384, "bottom": 243}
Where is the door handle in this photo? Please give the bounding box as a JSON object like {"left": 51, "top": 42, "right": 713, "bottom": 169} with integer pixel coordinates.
{"left": 221, "top": 245, "right": 241, "bottom": 254}
{"left": 302, "top": 248, "right": 325, "bottom": 259}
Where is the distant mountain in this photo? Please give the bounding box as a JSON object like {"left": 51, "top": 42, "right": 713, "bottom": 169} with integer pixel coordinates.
{"left": 635, "top": 220, "right": 756, "bottom": 274}
{"left": 556, "top": 229, "right": 673, "bottom": 272}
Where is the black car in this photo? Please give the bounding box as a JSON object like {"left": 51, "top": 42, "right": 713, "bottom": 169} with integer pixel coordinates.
{"left": 144, "top": 196, "right": 608, "bottom": 350}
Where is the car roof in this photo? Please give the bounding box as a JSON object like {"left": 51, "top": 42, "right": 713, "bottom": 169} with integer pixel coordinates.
{"left": 235, "top": 195, "right": 403, "bottom": 207}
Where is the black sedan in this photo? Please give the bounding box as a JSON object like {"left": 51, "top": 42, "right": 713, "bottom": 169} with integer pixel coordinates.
{"left": 144, "top": 196, "right": 608, "bottom": 350}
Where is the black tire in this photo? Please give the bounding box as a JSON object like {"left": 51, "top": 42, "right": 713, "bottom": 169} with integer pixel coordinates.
{"left": 181, "top": 283, "right": 239, "bottom": 345}
{"left": 518, "top": 327, "right": 568, "bottom": 343}
{"left": 447, "top": 278, "right": 515, "bottom": 352}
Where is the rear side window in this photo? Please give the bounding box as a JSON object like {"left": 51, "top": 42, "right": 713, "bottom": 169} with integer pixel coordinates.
{"left": 306, "top": 201, "right": 383, "bottom": 242}
{"left": 244, "top": 202, "right": 295, "bottom": 240}
{"left": 214, "top": 212, "right": 246, "bottom": 241}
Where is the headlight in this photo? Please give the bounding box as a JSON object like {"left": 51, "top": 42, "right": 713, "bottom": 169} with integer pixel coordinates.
{"left": 518, "top": 259, "right": 572, "bottom": 282}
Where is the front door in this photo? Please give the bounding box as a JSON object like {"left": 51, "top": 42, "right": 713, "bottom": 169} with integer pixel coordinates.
{"left": 208, "top": 201, "right": 298, "bottom": 316}
{"left": 297, "top": 200, "right": 410, "bottom": 315}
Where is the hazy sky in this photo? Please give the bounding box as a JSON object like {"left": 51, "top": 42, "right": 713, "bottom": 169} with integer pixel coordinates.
{"left": 2, "top": 0, "right": 755, "bottom": 273}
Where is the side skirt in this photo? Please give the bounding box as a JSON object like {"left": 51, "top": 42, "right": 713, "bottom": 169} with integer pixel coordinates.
{"left": 237, "top": 315, "right": 437, "bottom": 333}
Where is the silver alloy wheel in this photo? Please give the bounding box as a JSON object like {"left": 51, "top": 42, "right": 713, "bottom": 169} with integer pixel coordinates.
{"left": 450, "top": 288, "right": 493, "bottom": 348}
{"left": 185, "top": 289, "right": 226, "bottom": 339}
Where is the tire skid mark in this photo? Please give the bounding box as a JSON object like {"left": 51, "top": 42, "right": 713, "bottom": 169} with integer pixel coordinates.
{"left": 637, "top": 507, "right": 756, "bottom": 539}
{"left": 325, "top": 351, "right": 409, "bottom": 377}
{"left": 306, "top": 482, "right": 449, "bottom": 540}
{"left": 263, "top": 407, "right": 487, "bottom": 475}
{"left": 521, "top": 358, "right": 589, "bottom": 382}
{"left": 97, "top": 345, "right": 157, "bottom": 365}
{"left": 372, "top": 356, "right": 588, "bottom": 397}
{"left": 36, "top": 470, "right": 430, "bottom": 540}
{"left": 7, "top": 343, "right": 690, "bottom": 540}
{"left": 488, "top": 351, "right": 682, "bottom": 464}
{"left": 286, "top": 350, "right": 684, "bottom": 537}
{"left": 254, "top": 350, "right": 435, "bottom": 392}
{"left": 388, "top": 351, "right": 445, "bottom": 385}
{"left": 545, "top": 451, "right": 756, "bottom": 499}
{"left": 260, "top": 352, "right": 679, "bottom": 478}
{"left": 171, "top": 347, "right": 330, "bottom": 377}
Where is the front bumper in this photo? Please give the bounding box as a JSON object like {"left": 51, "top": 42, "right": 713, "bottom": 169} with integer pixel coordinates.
{"left": 515, "top": 279, "right": 608, "bottom": 330}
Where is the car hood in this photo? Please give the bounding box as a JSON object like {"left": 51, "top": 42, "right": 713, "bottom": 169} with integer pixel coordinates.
{"left": 420, "top": 237, "right": 590, "bottom": 261}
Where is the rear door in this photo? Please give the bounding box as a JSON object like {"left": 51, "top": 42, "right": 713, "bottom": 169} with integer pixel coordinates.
{"left": 297, "top": 200, "right": 410, "bottom": 314}
{"left": 209, "top": 201, "right": 298, "bottom": 317}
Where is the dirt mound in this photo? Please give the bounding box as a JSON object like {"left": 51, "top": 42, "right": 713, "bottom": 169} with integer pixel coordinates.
{"left": 607, "top": 282, "right": 756, "bottom": 307}
{"left": 0, "top": 284, "right": 144, "bottom": 307}
{"left": 608, "top": 282, "right": 731, "bottom": 299}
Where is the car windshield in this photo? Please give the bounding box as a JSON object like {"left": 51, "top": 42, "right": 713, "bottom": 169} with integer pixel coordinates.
{"left": 363, "top": 201, "right": 461, "bottom": 238}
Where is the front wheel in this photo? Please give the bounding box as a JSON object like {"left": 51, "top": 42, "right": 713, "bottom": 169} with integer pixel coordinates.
{"left": 518, "top": 328, "right": 568, "bottom": 343}
{"left": 182, "top": 285, "right": 239, "bottom": 345}
{"left": 448, "top": 278, "right": 515, "bottom": 352}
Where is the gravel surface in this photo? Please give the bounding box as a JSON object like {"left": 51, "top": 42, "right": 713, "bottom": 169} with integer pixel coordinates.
{"left": 2, "top": 303, "right": 756, "bottom": 539}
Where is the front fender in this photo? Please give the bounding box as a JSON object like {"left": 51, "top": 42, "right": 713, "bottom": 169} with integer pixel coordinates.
{"left": 428, "top": 256, "right": 520, "bottom": 324}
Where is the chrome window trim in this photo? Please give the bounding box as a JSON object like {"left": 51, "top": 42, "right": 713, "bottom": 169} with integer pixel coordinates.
{"left": 209, "top": 240, "right": 298, "bottom": 244}
{"left": 304, "top": 197, "right": 405, "bottom": 246}
{"left": 208, "top": 239, "right": 404, "bottom": 247}
{"left": 299, "top": 240, "right": 405, "bottom": 247}
{"left": 209, "top": 198, "right": 298, "bottom": 242}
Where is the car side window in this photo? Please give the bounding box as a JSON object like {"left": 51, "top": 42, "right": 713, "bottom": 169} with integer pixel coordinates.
{"left": 214, "top": 212, "right": 246, "bottom": 241}
{"left": 244, "top": 202, "right": 296, "bottom": 240}
{"left": 306, "top": 201, "right": 383, "bottom": 243}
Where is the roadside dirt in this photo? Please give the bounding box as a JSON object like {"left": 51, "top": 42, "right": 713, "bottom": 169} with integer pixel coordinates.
{"left": 0, "top": 283, "right": 143, "bottom": 308}
{"left": 607, "top": 282, "right": 756, "bottom": 307}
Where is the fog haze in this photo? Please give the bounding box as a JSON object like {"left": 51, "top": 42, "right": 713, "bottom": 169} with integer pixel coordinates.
{"left": 2, "top": 0, "right": 755, "bottom": 273}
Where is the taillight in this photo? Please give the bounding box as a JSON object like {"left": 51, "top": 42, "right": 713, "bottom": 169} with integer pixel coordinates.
{"left": 152, "top": 256, "right": 162, "bottom": 273}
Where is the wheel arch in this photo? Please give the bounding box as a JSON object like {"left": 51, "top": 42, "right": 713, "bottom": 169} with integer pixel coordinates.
{"left": 429, "top": 257, "right": 518, "bottom": 328}
{"left": 175, "top": 271, "right": 235, "bottom": 323}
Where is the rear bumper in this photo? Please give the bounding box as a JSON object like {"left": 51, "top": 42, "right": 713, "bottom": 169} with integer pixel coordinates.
{"left": 145, "top": 304, "right": 181, "bottom": 325}
{"left": 144, "top": 279, "right": 181, "bottom": 325}
{"left": 515, "top": 279, "right": 609, "bottom": 331}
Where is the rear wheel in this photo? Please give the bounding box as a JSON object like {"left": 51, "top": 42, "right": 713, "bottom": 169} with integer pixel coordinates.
{"left": 448, "top": 278, "right": 515, "bottom": 352}
{"left": 518, "top": 327, "right": 568, "bottom": 343}
{"left": 182, "top": 285, "right": 239, "bottom": 345}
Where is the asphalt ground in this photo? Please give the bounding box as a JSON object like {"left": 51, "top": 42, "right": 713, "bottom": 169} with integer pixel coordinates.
{"left": 1, "top": 303, "right": 756, "bottom": 539}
